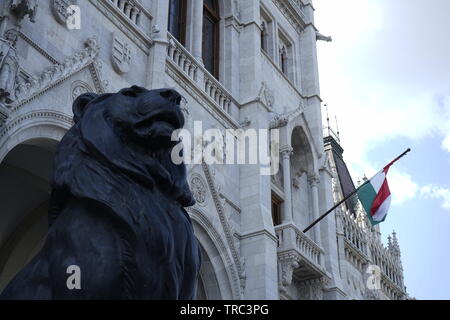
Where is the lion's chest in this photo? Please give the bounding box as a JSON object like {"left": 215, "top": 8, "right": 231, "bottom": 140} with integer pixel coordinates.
{"left": 132, "top": 189, "right": 200, "bottom": 299}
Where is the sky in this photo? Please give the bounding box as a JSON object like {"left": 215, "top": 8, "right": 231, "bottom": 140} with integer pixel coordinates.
{"left": 314, "top": 0, "right": 450, "bottom": 299}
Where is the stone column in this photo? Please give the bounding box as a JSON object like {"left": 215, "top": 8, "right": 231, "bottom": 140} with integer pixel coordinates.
{"left": 146, "top": 0, "right": 170, "bottom": 88}
{"left": 238, "top": 0, "right": 277, "bottom": 300}
{"left": 308, "top": 173, "right": 321, "bottom": 247}
{"left": 280, "top": 145, "right": 293, "bottom": 224}
{"left": 192, "top": 0, "right": 203, "bottom": 63}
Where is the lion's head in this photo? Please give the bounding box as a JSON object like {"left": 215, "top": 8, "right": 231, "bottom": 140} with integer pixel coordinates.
{"left": 49, "top": 86, "right": 194, "bottom": 226}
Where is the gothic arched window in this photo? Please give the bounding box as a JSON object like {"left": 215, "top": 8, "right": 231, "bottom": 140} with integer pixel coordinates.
{"left": 280, "top": 45, "right": 288, "bottom": 75}
{"left": 168, "top": 0, "right": 187, "bottom": 45}
{"left": 261, "top": 21, "right": 267, "bottom": 52}
{"left": 202, "top": 0, "right": 220, "bottom": 78}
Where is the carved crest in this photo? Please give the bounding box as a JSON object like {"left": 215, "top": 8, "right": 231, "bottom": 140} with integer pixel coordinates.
{"left": 111, "top": 34, "right": 133, "bottom": 75}
{"left": 257, "top": 81, "right": 275, "bottom": 110}
{"left": 51, "top": 0, "right": 78, "bottom": 25}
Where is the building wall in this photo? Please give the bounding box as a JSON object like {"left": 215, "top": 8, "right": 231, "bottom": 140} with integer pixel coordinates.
{"left": 0, "top": 0, "right": 407, "bottom": 300}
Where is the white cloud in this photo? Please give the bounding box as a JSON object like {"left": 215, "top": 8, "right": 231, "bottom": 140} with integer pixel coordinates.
{"left": 388, "top": 169, "right": 419, "bottom": 205}
{"left": 315, "top": 0, "right": 450, "bottom": 191}
{"left": 346, "top": 160, "right": 419, "bottom": 206}
{"left": 442, "top": 134, "right": 450, "bottom": 153}
{"left": 420, "top": 185, "right": 450, "bottom": 210}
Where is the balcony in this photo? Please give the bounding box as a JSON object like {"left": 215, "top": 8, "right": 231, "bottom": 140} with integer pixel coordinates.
{"left": 166, "top": 33, "right": 239, "bottom": 124}
{"left": 275, "top": 223, "right": 329, "bottom": 285}
{"left": 89, "top": 0, "right": 153, "bottom": 52}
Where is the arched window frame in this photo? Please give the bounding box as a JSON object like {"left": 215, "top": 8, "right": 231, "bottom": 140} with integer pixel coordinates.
{"left": 202, "top": 0, "right": 220, "bottom": 78}
{"left": 261, "top": 21, "right": 267, "bottom": 53}
{"left": 168, "top": 0, "right": 187, "bottom": 45}
{"left": 277, "top": 28, "right": 296, "bottom": 83}
{"left": 279, "top": 44, "right": 288, "bottom": 75}
{"left": 260, "top": 6, "right": 275, "bottom": 60}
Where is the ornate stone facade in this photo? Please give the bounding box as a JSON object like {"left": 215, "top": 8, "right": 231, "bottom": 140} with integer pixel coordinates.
{"left": 0, "top": 0, "right": 408, "bottom": 300}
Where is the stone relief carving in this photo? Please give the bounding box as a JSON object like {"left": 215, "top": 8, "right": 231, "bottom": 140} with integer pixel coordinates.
{"left": 201, "top": 162, "right": 243, "bottom": 297}
{"left": 309, "top": 278, "right": 325, "bottom": 300}
{"left": 190, "top": 174, "right": 207, "bottom": 206}
{"left": 111, "top": 33, "right": 133, "bottom": 74}
{"left": 13, "top": 37, "right": 101, "bottom": 108}
{"left": 0, "top": 29, "right": 19, "bottom": 105}
{"left": 278, "top": 253, "right": 299, "bottom": 293}
{"left": 10, "top": 0, "right": 38, "bottom": 24}
{"left": 71, "top": 80, "right": 93, "bottom": 101}
{"left": 292, "top": 170, "right": 306, "bottom": 189}
{"left": 179, "top": 96, "right": 189, "bottom": 120}
{"left": 298, "top": 277, "right": 326, "bottom": 300}
{"left": 0, "top": 103, "right": 8, "bottom": 126}
{"left": 51, "top": 0, "right": 78, "bottom": 25}
{"left": 257, "top": 81, "right": 275, "bottom": 110}
{"left": 269, "top": 103, "right": 305, "bottom": 129}
{"left": 239, "top": 257, "right": 246, "bottom": 297}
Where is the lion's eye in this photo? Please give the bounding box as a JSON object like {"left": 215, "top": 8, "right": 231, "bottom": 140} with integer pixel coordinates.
{"left": 122, "top": 90, "right": 138, "bottom": 98}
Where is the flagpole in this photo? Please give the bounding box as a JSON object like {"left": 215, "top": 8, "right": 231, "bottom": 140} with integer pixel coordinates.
{"left": 302, "top": 148, "right": 411, "bottom": 234}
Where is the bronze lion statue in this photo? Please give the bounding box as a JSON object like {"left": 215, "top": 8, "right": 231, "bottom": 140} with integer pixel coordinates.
{"left": 0, "top": 86, "right": 201, "bottom": 299}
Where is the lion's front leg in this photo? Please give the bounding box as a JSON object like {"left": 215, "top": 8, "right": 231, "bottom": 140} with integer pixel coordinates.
{"left": 47, "top": 197, "right": 130, "bottom": 299}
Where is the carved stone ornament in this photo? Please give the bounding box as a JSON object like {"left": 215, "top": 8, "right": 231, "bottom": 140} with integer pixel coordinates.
{"left": 111, "top": 33, "right": 133, "bottom": 74}
{"left": 299, "top": 277, "right": 326, "bottom": 300}
{"left": 269, "top": 103, "right": 305, "bottom": 129}
{"left": 292, "top": 171, "right": 305, "bottom": 189}
{"left": 179, "top": 96, "right": 189, "bottom": 120}
{"left": 190, "top": 174, "right": 207, "bottom": 205}
{"left": 14, "top": 37, "right": 101, "bottom": 106}
{"left": 0, "top": 103, "right": 9, "bottom": 126}
{"left": 278, "top": 253, "right": 299, "bottom": 291}
{"left": 51, "top": 0, "right": 78, "bottom": 25}
{"left": 0, "top": 29, "right": 19, "bottom": 105}
{"left": 71, "top": 80, "right": 93, "bottom": 101}
{"left": 258, "top": 81, "right": 275, "bottom": 110}
{"left": 10, "top": 0, "right": 38, "bottom": 23}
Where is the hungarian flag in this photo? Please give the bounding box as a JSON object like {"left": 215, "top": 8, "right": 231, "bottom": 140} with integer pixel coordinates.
{"left": 302, "top": 149, "right": 410, "bottom": 234}
{"left": 356, "top": 151, "right": 406, "bottom": 226}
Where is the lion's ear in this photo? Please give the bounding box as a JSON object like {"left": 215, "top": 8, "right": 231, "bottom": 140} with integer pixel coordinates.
{"left": 73, "top": 92, "right": 98, "bottom": 123}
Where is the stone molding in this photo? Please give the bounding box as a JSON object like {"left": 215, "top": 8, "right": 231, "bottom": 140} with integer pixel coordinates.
{"left": 12, "top": 37, "right": 103, "bottom": 113}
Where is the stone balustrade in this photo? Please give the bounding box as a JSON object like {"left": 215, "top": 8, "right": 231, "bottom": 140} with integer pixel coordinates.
{"left": 340, "top": 209, "right": 405, "bottom": 290}
{"left": 275, "top": 223, "right": 324, "bottom": 268}
{"left": 166, "top": 33, "right": 236, "bottom": 117}
{"left": 109, "top": 0, "right": 143, "bottom": 26}
{"left": 341, "top": 210, "right": 368, "bottom": 256}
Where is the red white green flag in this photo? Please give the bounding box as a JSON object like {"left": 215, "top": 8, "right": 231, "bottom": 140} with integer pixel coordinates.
{"left": 357, "top": 166, "right": 392, "bottom": 225}
{"left": 303, "top": 149, "right": 410, "bottom": 234}
{"left": 355, "top": 148, "right": 411, "bottom": 226}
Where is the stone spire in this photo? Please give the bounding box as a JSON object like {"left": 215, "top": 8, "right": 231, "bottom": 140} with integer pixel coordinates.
{"left": 388, "top": 230, "right": 402, "bottom": 263}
